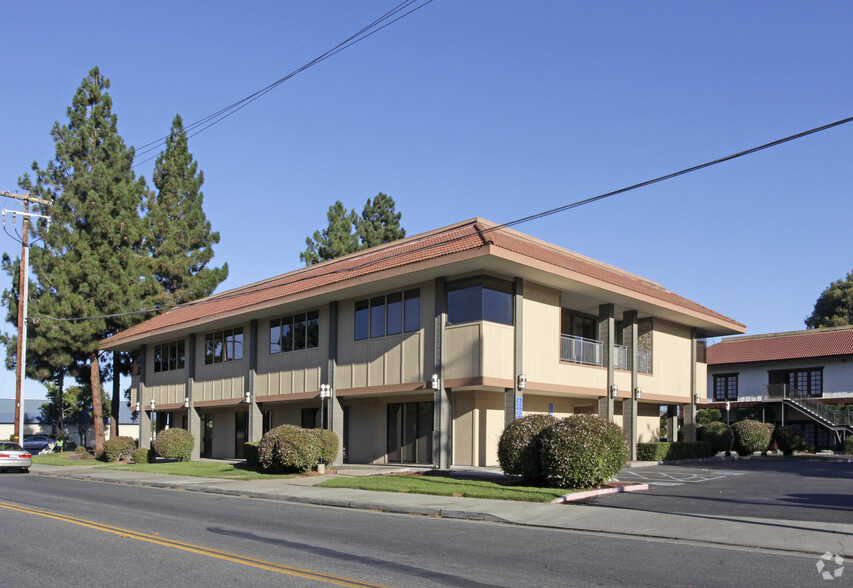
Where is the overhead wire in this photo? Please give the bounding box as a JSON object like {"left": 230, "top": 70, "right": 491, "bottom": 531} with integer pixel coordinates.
{"left": 131, "top": 0, "right": 434, "bottom": 168}
{"left": 34, "top": 114, "right": 853, "bottom": 324}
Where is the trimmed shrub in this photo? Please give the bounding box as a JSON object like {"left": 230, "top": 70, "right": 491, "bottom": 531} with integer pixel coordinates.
{"left": 244, "top": 442, "right": 259, "bottom": 468}
{"left": 699, "top": 421, "right": 734, "bottom": 454}
{"left": 309, "top": 429, "right": 339, "bottom": 466}
{"left": 539, "top": 414, "right": 628, "bottom": 489}
{"left": 774, "top": 426, "right": 806, "bottom": 456}
{"left": 762, "top": 423, "right": 776, "bottom": 453}
{"left": 101, "top": 436, "right": 136, "bottom": 462}
{"left": 75, "top": 446, "right": 88, "bottom": 455}
{"left": 844, "top": 436, "right": 853, "bottom": 455}
{"left": 637, "top": 441, "right": 714, "bottom": 461}
{"left": 696, "top": 408, "right": 722, "bottom": 425}
{"left": 258, "top": 425, "right": 321, "bottom": 474}
{"left": 731, "top": 420, "right": 771, "bottom": 457}
{"left": 132, "top": 448, "right": 152, "bottom": 464}
{"left": 497, "top": 414, "right": 559, "bottom": 484}
{"left": 153, "top": 428, "right": 194, "bottom": 462}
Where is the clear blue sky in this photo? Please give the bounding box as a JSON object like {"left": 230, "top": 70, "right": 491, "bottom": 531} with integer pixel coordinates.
{"left": 1, "top": 1, "right": 851, "bottom": 399}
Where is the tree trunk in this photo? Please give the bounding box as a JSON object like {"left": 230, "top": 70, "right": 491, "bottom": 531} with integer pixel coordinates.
{"left": 90, "top": 352, "right": 104, "bottom": 455}
{"left": 110, "top": 350, "right": 121, "bottom": 439}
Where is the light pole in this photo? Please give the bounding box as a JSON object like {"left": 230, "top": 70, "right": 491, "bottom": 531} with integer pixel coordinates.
{"left": 319, "top": 384, "right": 332, "bottom": 473}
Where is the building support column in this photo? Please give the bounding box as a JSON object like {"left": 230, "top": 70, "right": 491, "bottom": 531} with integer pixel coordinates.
{"left": 247, "top": 319, "right": 263, "bottom": 445}
{"left": 684, "top": 329, "right": 699, "bottom": 441}
{"left": 432, "top": 277, "right": 452, "bottom": 469}
{"left": 186, "top": 334, "right": 201, "bottom": 460}
{"left": 138, "top": 344, "right": 151, "bottom": 450}
{"left": 507, "top": 278, "right": 525, "bottom": 425}
{"left": 667, "top": 405, "right": 678, "bottom": 443}
{"left": 623, "top": 310, "right": 638, "bottom": 461}
{"left": 598, "top": 304, "right": 616, "bottom": 421}
{"left": 327, "top": 301, "right": 344, "bottom": 465}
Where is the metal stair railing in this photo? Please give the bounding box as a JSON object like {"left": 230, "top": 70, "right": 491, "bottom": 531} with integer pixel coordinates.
{"left": 763, "top": 383, "right": 853, "bottom": 429}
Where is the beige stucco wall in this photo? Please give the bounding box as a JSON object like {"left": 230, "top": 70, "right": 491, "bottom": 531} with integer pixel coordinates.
{"left": 523, "top": 283, "right": 608, "bottom": 390}
{"left": 452, "top": 390, "right": 504, "bottom": 467}
{"left": 644, "top": 319, "right": 692, "bottom": 399}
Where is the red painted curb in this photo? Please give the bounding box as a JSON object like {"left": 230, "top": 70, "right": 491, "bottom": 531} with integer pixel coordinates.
{"left": 551, "top": 483, "right": 650, "bottom": 503}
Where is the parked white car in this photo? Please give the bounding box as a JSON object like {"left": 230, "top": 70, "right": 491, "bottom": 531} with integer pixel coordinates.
{"left": 0, "top": 442, "right": 32, "bottom": 473}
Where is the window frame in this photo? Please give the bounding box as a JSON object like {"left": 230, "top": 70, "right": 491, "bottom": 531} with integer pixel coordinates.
{"left": 153, "top": 340, "right": 186, "bottom": 373}
{"left": 268, "top": 310, "right": 320, "bottom": 355}
{"left": 713, "top": 373, "right": 738, "bottom": 401}
{"left": 204, "top": 327, "right": 244, "bottom": 365}
{"left": 354, "top": 289, "right": 421, "bottom": 340}
{"left": 446, "top": 277, "right": 513, "bottom": 327}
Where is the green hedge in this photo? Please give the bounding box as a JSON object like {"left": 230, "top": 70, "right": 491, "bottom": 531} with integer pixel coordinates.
{"left": 637, "top": 441, "right": 714, "bottom": 461}
{"left": 497, "top": 414, "right": 559, "bottom": 484}
{"left": 132, "top": 448, "right": 153, "bottom": 464}
{"left": 539, "top": 414, "right": 628, "bottom": 489}
{"left": 100, "top": 436, "right": 136, "bottom": 462}
{"left": 309, "top": 429, "right": 339, "bottom": 466}
{"left": 732, "top": 420, "right": 771, "bottom": 457}
{"left": 244, "top": 442, "right": 259, "bottom": 467}
{"left": 774, "top": 426, "right": 806, "bottom": 455}
{"left": 258, "top": 425, "right": 321, "bottom": 474}
{"left": 699, "top": 421, "right": 734, "bottom": 454}
{"left": 844, "top": 436, "right": 853, "bottom": 455}
{"left": 153, "top": 428, "right": 194, "bottom": 462}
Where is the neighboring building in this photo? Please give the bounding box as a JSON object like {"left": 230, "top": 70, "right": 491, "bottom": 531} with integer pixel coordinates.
{"left": 0, "top": 397, "right": 138, "bottom": 447}
{"left": 706, "top": 326, "right": 853, "bottom": 450}
{"left": 103, "top": 218, "right": 743, "bottom": 465}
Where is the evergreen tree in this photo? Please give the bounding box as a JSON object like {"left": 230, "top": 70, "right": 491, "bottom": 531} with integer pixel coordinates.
{"left": 357, "top": 192, "right": 405, "bottom": 249}
{"left": 147, "top": 114, "right": 228, "bottom": 305}
{"left": 805, "top": 270, "right": 853, "bottom": 328}
{"left": 300, "top": 201, "right": 360, "bottom": 265}
{"left": 16, "top": 67, "right": 160, "bottom": 454}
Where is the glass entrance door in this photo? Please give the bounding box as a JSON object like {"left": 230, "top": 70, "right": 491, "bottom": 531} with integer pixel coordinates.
{"left": 386, "top": 401, "right": 433, "bottom": 464}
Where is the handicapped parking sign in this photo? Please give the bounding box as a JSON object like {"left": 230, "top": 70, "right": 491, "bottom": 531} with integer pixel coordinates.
{"left": 516, "top": 397, "right": 523, "bottom": 418}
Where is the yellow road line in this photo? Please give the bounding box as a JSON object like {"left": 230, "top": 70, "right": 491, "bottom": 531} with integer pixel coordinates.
{"left": 0, "top": 501, "right": 390, "bottom": 588}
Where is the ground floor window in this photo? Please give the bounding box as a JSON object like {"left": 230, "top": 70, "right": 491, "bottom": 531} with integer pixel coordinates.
{"left": 235, "top": 412, "right": 248, "bottom": 459}
{"left": 386, "top": 401, "right": 433, "bottom": 464}
{"left": 201, "top": 414, "right": 213, "bottom": 458}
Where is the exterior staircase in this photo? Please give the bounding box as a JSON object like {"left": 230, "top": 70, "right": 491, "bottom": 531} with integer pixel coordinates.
{"left": 762, "top": 384, "right": 853, "bottom": 441}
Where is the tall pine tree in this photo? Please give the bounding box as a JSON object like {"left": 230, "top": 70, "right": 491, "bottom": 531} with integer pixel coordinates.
{"left": 147, "top": 114, "right": 228, "bottom": 305}
{"left": 357, "top": 192, "right": 405, "bottom": 249}
{"left": 300, "top": 194, "right": 406, "bottom": 265}
{"left": 18, "top": 67, "right": 160, "bottom": 454}
{"left": 300, "top": 201, "right": 360, "bottom": 265}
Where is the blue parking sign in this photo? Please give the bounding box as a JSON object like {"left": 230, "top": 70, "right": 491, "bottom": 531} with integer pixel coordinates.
{"left": 515, "top": 397, "right": 523, "bottom": 418}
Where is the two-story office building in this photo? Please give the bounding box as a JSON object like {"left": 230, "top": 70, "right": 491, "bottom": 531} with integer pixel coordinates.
{"left": 103, "top": 218, "right": 744, "bottom": 466}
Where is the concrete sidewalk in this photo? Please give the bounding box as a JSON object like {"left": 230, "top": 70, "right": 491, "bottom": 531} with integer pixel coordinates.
{"left": 28, "top": 462, "right": 853, "bottom": 558}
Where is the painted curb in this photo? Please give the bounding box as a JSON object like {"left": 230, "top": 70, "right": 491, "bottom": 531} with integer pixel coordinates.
{"left": 551, "top": 483, "right": 649, "bottom": 504}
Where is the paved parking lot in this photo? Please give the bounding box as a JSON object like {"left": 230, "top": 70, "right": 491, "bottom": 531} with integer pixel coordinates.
{"left": 592, "top": 458, "right": 853, "bottom": 524}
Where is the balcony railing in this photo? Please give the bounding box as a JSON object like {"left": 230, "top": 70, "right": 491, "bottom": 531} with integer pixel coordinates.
{"left": 562, "top": 337, "right": 652, "bottom": 372}
{"left": 561, "top": 335, "right": 603, "bottom": 366}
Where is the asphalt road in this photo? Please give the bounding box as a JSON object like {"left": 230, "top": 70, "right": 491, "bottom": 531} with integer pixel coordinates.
{"left": 0, "top": 472, "right": 832, "bottom": 587}
{"left": 602, "top": 459, "right": 853, "bottom": 524}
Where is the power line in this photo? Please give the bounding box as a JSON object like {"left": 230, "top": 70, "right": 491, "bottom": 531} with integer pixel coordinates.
{"left": 131, "top": 0, "right": 434, "bottom": 168}
{"left": 34, "top": 114, "right": 853, "bottom": 324}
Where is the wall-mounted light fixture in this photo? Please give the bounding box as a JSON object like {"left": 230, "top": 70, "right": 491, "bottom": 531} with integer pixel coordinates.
{"left": 517, "top": 373, "right": 527, "bottom": 391}
{"left": 184, "top": 397, "right": 190, "bottom": 408}
{"left": 245, "top": 391, "right": 251, "bottom": 404}
{"left": 319, "top": 384, "right": 332, "bottom": 399}
{"left": 633, "top": 387, "right": 642, "bottom": 400}
{"left": 693, "top": 393, "right": 700, "bottom": 404}
{"left": 609, "top": 384, "right": 618, "bottom": 399}
{"left": 150, "top": 399, "right": 156, "bottom": 411}
{"left": 431, "top": 374, "right": 439, "bottom": 391}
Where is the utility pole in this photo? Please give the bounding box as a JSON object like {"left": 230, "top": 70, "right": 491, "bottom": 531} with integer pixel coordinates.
{"left": 1, "top": 190, "right": 51, "bottom": 446}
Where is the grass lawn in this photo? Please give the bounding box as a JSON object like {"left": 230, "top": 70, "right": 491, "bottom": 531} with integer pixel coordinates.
{"left": 104, "top": 461, "right": 295, "bottom": 481}
{"left": 32, "top": 452, "right": 99, "bottom": 466}
{"left": 316, "top": 474, "right": 570, "bottom": 502}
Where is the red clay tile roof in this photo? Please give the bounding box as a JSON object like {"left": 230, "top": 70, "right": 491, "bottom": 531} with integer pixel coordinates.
{"left": 104, "top": 218, "right": 742, "bottom": 348}
{"left": 706, "top": 326, "right": 853, "bottom": 365}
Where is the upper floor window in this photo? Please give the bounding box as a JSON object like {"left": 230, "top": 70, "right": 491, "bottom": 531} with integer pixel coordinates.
{"left": 204, "top": 327, "right": 243, "bottom": 365}
{"left": 713, "top": 374, "right": 738, "bottom": 401}
{"left": 153, "top": 340, "right": 185, "bottom": 373}
{"left": 355, "top": 289, "right": 420, "bottom": 341}
{"left": 447, "top": 278, "right": 512, "bottom": 326}
{"left": 561, "top": 309, "right": 597, "bottom": 340}
{"left": 270, "top": 310, "right": 319, "bottom": 354}
{"left": 769, "top": 368, "right": 823, "bottom": 397}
